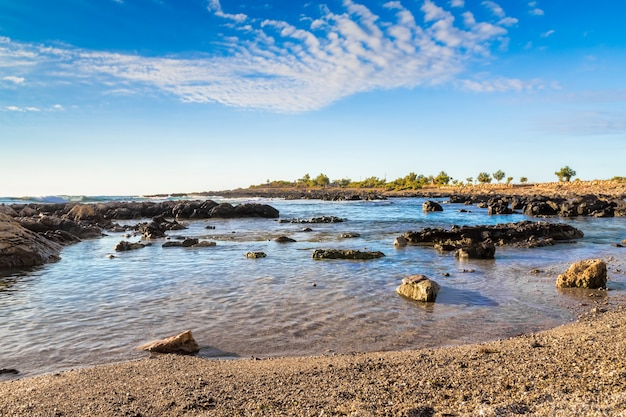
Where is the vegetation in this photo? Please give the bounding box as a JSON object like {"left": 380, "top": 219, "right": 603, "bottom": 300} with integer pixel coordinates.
{"left": 477, "top": 172, "right": 492, "bottom": 184}
{"left": 555, "top": 166, "right": 576, "bottom": 182}
{"left": 492, "top": 170, "right": 506, "bottom": 183}
{"left": 250, "top": 166, "right": 600, "bottom": 190}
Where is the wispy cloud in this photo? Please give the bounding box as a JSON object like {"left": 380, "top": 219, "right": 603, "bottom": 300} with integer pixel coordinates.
{"left": 0, "top": 0, "right": 538, "bottom": 112}
{"left": 528, "top": 1, "right": 544, "bottom": 16}
{"left": 450, "top": 0, "right": 465, "bottom": 7}
{"left": 458, "top": 77, "right": 545, "bottom": 92}
{"left": 1, "top": 75, "right": 25, "bottom": 84}
{"left": 4, "top": 105, "right": 41, "bottom": 112}
{"left": 541, "top": 29, "right": 555, "bottom": 38}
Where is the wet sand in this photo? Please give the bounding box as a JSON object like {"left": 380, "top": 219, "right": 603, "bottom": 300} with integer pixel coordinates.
{"left": 1, "top": 303, "right": 625, "bottom": 416}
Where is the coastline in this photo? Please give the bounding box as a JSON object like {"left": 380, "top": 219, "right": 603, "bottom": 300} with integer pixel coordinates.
{"left": 1, "top": 303, "right": 625, "bottom": 416}
{"left": 2, "top": 179, "right": 626, "bottom": 416}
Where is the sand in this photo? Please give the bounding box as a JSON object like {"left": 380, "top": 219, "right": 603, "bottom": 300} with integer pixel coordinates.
{"left": 1, "top": 303, "right": 625, "bottom": 417}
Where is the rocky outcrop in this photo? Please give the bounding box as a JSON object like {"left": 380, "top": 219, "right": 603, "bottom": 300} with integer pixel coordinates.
{"left": 422, "top": 201, "right": 443, "bottom": 212}
{"left": 396, "top": 275, "right": 440, "bottom": 302}
{"left": 136, "top": 215, "right": 187, "bottom": 239}
{"left": 556, "top": 259, "right": 608, "bottom": 289}
{"left": 312, "top": 249, "right": 385, "bottom": 260}
{"left": 0, "top": 213, "right": 63, "bottom": 269}
{"left": 136, "top": 330, "right": 200, "bottom": 355}
{"left": 279, "top": 216, "right": 345, "bottom": 224}
{"left": 114, "top": 241, "right": 146, "bottom": 252}
{"left": 17, "top": 215, "right": 102, "bottom": 241}
{"left": 454, "top": 241, "right": 496, "bottom": 259}
{"left": 398, "top": 221, "right": 583, "bottom": 249}
{"left": 246, "top": 251, "right": 267, "bottom": 258}
{"left": 487, "top": 199, "right": 513, "bottom": 215}
{"left": 275, "top": 236, "right": 296, "bottom": 243}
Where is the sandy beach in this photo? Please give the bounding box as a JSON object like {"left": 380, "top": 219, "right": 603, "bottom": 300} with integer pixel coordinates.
{"left": 1, "top": 300, "right": 625, "bottom": 416}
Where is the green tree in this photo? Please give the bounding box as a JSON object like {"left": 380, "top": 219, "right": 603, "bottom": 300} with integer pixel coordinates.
{"left": 555, "top": 166, "right": 576, "bottom": 182}
{"left": 466, "top": 177, "right": 473, "bottom": 185}
{"left": 334, "top": 178, "right": 352, "bottom": 188}
{"left": 314, "top": 173, "right": 330, "bottom": 187}
{"left": 506, "top": 176, "right": 513, "bottom": 185}
{"left": 434, "top": 171, "right": 451, "bottom": 185}
{"left": 520, "top": 177, "right": 528, "bottom": 184}
{"left": 477, "top": 172, "right": 492, "bottom": 184}
{"left": 492, "top": 170, "right": 505, "bottom": 183}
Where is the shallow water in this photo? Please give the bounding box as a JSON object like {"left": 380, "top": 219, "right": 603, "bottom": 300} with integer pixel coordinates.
{"left": 1, "top": 197, "right": 625, "bottom": 378}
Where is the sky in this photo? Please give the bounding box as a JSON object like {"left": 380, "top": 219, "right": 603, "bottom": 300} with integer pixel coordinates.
{"left": 1, "top": 0, "right": 625, "bottom": 196}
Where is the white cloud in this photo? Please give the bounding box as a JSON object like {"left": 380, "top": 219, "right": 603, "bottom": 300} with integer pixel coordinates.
{"left": 4, "top": 105, "right": 41, "bottom": 112}
{"left": 541, "top": 29, "right": 555, "bottom": 38}
{"left": 459, "top": 77, "right": 544, "bottom": 92}
{"left": 450, "top": 0, "right": 465, "bottom": 7}
{"left": 0, "top": 1, "right": 534, "bottom": 112}
{"left": 207, "top": 0, "right": 247, "bottom": 22}
{"left": 528, "top": 1, "right": 544, "bottom": 16}
{"left": 482, "top": 1, "right": 506, "bottom": 18}
{"left": 2, "top": 75, "right": 25, "bottom": 84}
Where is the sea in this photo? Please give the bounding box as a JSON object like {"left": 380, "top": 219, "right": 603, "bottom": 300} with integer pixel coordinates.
{"left": 1, "top": 194, "right": 625, "bottom": 379}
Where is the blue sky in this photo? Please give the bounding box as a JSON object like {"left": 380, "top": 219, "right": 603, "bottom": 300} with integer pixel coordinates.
{"left": 1, "top": 0, "right": 625, "bottom": 196}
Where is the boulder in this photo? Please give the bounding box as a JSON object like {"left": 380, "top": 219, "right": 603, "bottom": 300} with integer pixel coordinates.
{"left": 312, "top": 249, "right": 385, "bottom": 260}
{"left": 275, "top": 236, "right": 296, "bottom": 243}
{"left": 454, "top": 241, "right": 496, "bottom": 259}
{"left": 0, "top": 213, "right": 62, "bottom": 269}
{"left": 556, "top": 259, "right": 607, "bottom": 289}
{"left": 246, "top": 251, "right": 267, "bottom": 259}
{"left": 341, "top": 232, "right": 361, "bottom": 238}
{"left": 394, "top": 236, "right": 408, "bottom": 247}
{"left": 137, "top": 330, "right": 200, "bottom": 355}
{"left": 396, "top": 274, "right": 440, "bottom": 302}
{"left": 487, "top": 199, "right": 513, "bottom": 215}
{"left": 114, "top": 241, "right": 146, "bottom": 251}
{"left": 422, "top": 200, "right": 443, "bottom": 212}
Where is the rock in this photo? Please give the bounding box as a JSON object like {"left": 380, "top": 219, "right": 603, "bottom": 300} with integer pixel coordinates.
{"left": 398, "top": 221, "right": 583, "bottom": 249}
{"left": 341, "top": 232, "right": 361, "bottom": 238}
{"left": 275, "top": 236, "right": 296, "bottom": 243}
{"left": 556, "top": 259, "right": 608, "bottom": 289}
{"left": 209, "top": 203, "right": 279, "bottom": 219}
{"left": 279, "top": 216, "right": 345, "bottom": 224}
{"left": 136, "top": 216, "right": 186, "bottom": 239}
{"left": 181, "top": 238, "right": 199, "bottom": 247}
{"left": 487, "top": 199, "right": 513, "bottom": 215}
{"left": 312, "top": 249, "right": 385, "bottom": 260}
{"left": 162, "top": 241, "right": 183, "bottom": 248}
{"left": 454, "top": 241, "right": 496, "bottom": 259}
{"left": 0, "top": 368, "right": 19, "bottom": 375}
{"left": 422, "top": 200, "right": 443, "bottom": 212}
{"left": 622, "top": 238, "right": 626, "bottom": 245}
{"left": 394, "top": 236, "right": 408, "bottom": 247}
{"left": 0, "top": 213, "right": 62, "bottom": 269}
{"left": 246, "top": 251, "right": 267, "bottom": 258}
{"left": 194, "top": 241, "right": 216, "bottom": 247}
{"left": 137, "top": 330, "right": 200, "bottom": 355}
{"left": 114, "top": 241, "right": 145, "bottom": 251}
{"left": 396, "top": 274, "right": 440, "bottom": 302}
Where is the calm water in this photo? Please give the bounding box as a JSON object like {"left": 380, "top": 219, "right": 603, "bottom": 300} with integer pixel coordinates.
{"left": 1, "top": 197, "right": 625, "bottom": 378}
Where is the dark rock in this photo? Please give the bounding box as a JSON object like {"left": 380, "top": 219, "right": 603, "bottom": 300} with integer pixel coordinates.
{"left": 398, "top": 221, "right": 583, "bottom": 249}
{"left": 454, "top": 241, "right": 496, "bottom": 259}
{"left": 422, "top": 200, "right": 443, "bottom": 212}
{"left": 246, "top": 251, "right": 267, "bottom": 259}
{"left": 275, "top": 236, "right": 296, "bottom": 243}
{"left": 341, "top": 232, "right": 361, "bottom": 238}
{"left": 0, "top": 214, "right": 62, "bottom": 269}
{"left": 487, "top": 199, "right": 513, "bottom": 215}
{"left": 312, "top": 249, "right": 385, "bottom": 260}
{"left": 279, "top": 216, "right": 345, "bottom": 224}
{"left": 114, "top": 241, "right": 145, "bottom": 252}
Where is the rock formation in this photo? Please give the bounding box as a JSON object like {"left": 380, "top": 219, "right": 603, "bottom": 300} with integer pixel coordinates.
{"left": 556, "top": 259, "right": 608, "bottom": 289}
{"left": 136, "top": 330, "right": 200, "bottom": 355}
{"left": 396, "top": 275, "right": 440, "bottom": 302}
{"left": 0, "top": 213, "right": 62, "bottom": 269}
{"left": 312, "top": 249, "right": 385, "bottom": 260}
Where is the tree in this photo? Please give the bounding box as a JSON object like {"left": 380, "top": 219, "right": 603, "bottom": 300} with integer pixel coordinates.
{"left": 520, "top": 177, "right": 528, "bottom": 184}
{"left": 466, "top": 177, "right": 473, "bottom": 185}
{"left": 434, "top": 171, "right": 451, "bottom": 185}
{"left": 506, "top": 176, "right": 513, "bottom": 185}
{"left": 555, "top": 166, "right": 576, "bottom": 182}
{"left": 493, "top": 170, "right": 505, "bottom": 183}
{"left": 314, "top": 173, "right": 330, "bottom": 187}
{"left": 477, "top": 172, "right": 492, "bottom": 184}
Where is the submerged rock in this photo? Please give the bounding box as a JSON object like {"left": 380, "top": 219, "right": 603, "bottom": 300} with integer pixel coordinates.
{"left": 137, "top": 330, "right": 200, "bottom": 355}
{"left": 422, "top": 200, "right": 443, "bottom": 212}
{"left": 246, "top": 251, "right": 267, "bottom": 259}
{"left": 556, "top": 259, "right": 607, "bottom": 289}
{"left": 312, "top": 249, "right": 385, "bottom": 260}
{"left": 396, "top": 274, "right": 440, "bottom": 302}
{"left": 114, "top": 241, "right": 146, "bottom": 252}
{"left": 454, "top": 241, "right": 496, "bottom": 259}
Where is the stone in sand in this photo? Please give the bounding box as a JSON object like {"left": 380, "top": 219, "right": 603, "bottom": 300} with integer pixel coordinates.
{"left": 137, "top": 330, "right": 200, "bottom": 355}
{"left": 396, "top": 274, "right": 440, "bottom": 302}
{"left": 556, "top": 259, "right": 607, "bottom": 289}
